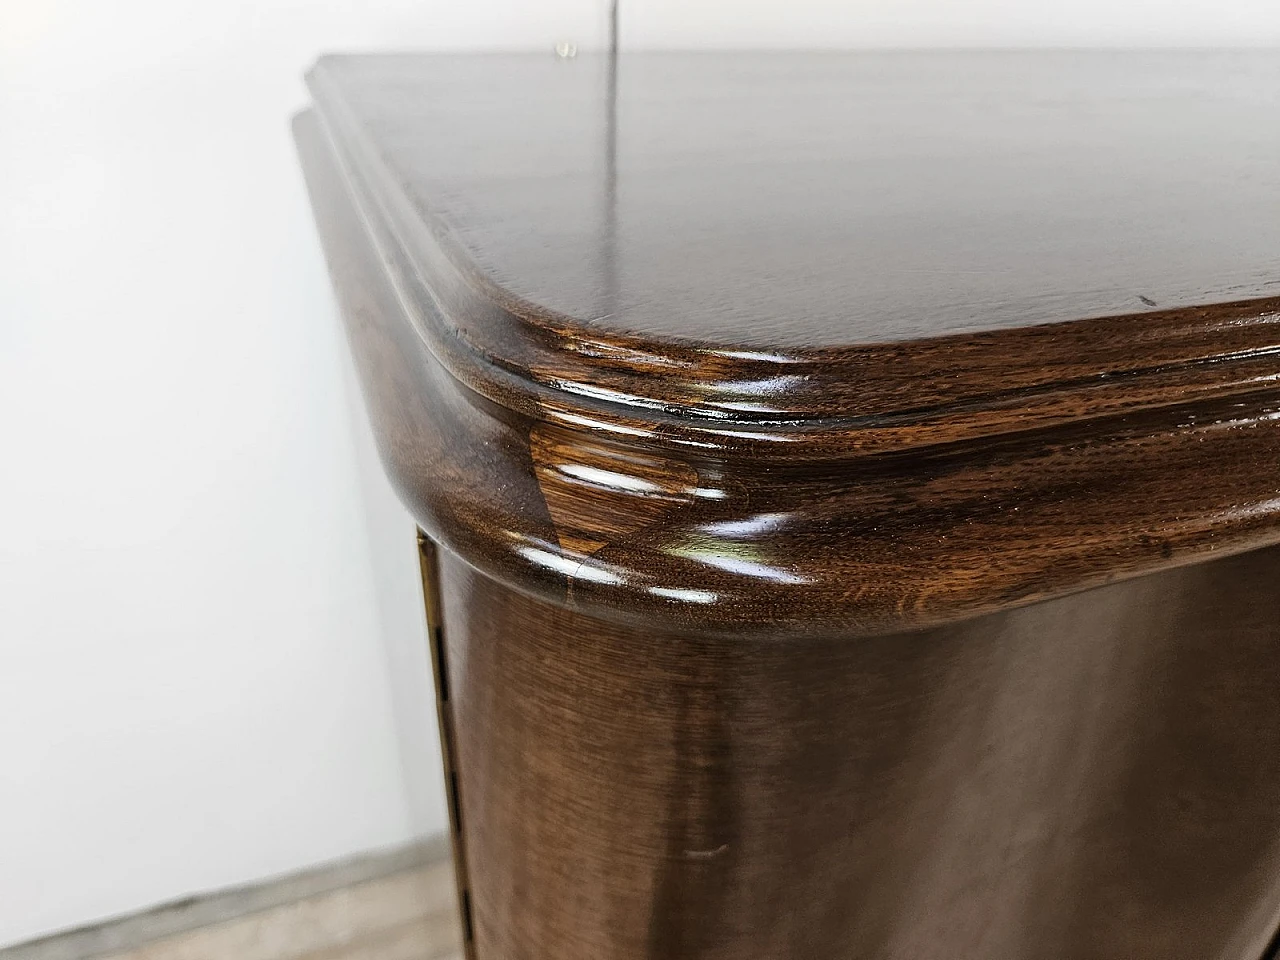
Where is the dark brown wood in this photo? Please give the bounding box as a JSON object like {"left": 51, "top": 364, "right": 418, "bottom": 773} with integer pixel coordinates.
{"left": 308, "top": 52, "right": 1280, "bottom": 346}
{"left": 438, "top": 545, "right": 1280, "bottom": 959}
{"left": 295, "top": 53, "right": 1280, "bottom": 638}
{"left": 292, "top": 51, "right": 1280, "bottom": 959}
{"left": 417, "top": 535, "right": 476, "bottom": 959}
{"left": 302, "top": 52, "right": 1280, "bottom": 441}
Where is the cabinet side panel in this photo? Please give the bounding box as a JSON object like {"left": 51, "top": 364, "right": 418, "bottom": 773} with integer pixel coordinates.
{"left": 437, "top": 546, "right": 1280, "bottom": 960}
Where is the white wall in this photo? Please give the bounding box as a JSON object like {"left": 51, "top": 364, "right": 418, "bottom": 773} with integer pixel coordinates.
{"left": 2, "top": 0, "right": 1278, "bottom": 949}
{"left": 0, "top": 0, "right": 606, "bottom": 947}
{"left": 624, "top": 0, "right": 1280, "bottom": 47}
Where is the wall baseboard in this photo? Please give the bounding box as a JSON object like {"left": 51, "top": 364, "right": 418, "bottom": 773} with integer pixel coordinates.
{"left": 2, "top": 835, "right": 456, "bottom": 960}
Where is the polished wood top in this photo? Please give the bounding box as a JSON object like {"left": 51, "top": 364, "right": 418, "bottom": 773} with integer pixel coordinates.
{"left": 297, "top": 54, "right": 1280, "bottom": 636}
{"left": 311, "top": 51, "right": 1280, "bottom": 348}
{"left": 308, "top": 52, "right": 1280, "bottom": 439}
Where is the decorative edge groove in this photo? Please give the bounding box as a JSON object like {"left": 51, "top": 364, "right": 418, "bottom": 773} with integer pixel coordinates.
{"left": 306, "top": 55, "right": 1280, "bottom": 461}
{"left": 295, "top": 104, "right": 1280, "bottom": 639}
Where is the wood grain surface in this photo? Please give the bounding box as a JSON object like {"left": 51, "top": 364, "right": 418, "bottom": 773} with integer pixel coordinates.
{"left": 303, "top": 52, "right": 1280, "bottom": 441}
{"left": 292, "top": 86, "right": 1280, "bottom": 637}
{"left": 293, "top": 52, "right": 1280, "bottom": 959}
{"left": 437, "top": 544, "right": 1280, "bottom": 960}
{"left": 307, "top": 52, "right": 1280, "bottom": 348}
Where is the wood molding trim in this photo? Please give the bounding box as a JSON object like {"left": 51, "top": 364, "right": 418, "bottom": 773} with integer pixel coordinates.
{"left": 293, "top": 88, "right": 1280, "bottom": 638}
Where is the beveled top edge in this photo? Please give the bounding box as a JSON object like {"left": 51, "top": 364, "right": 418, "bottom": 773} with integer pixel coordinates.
{"left": 308, "top": 53, "right": 1280, "bottom": 459}
{"left": 296, "top": 103, "right": 1280, "bottom": 639}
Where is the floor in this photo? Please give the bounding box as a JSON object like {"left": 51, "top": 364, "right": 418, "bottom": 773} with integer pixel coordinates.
{"left": 3, "top": 842, "right": 462, "bottom": 960}
{"left": 99, "top": 861, "right": 462, "bottom": 960}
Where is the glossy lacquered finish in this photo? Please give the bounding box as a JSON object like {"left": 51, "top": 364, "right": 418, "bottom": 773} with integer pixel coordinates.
{"left": 439, "top": 547, "right": 1280, "bottom": 960}
{"left": 293, "top": 51, "right": 1280, "bottom": 960}
{"left": 309, "top": 52, "right": 1280, "bottom": 347}
{"left": 299, "top": 53, "right": 1280, "bottom": 637}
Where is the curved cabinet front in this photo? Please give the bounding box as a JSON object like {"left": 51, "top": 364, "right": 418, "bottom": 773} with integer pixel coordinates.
{"left": 431, "top": 544, "right": 1280, "bottom": 960}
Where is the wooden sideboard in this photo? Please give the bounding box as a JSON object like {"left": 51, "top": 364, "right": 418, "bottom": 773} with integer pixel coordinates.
{"left": 295, "top": 52, "right": 1280, "bottom": 959}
